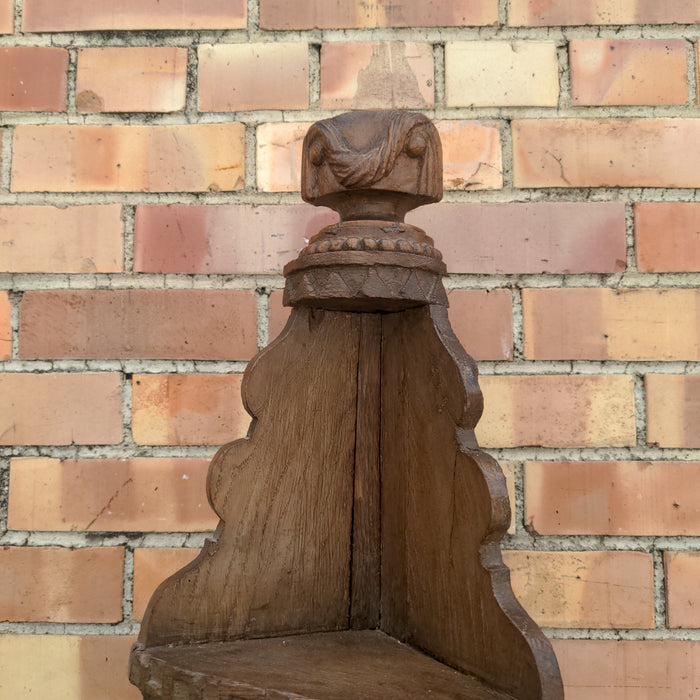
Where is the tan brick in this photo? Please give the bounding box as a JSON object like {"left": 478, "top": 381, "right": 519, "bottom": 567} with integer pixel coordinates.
{"left": 477, "top": 375, "right": 636, "bottom": 448}
{"left": 0, "top": 291, "right": 10, "bottom": 361}
{"left": 257, "top": 121, "right": 311, "bottom": 192}
{"left": 134, "top": 204, "right": 336, "bottom": 274}
{"left": 436, "top": 120, "right": 502, "bottom": 190}
{"left": 665, "top": 552, "right": 700, "bottom": 629}
{"left": 502, "top": 461, "right": 516, "bottom": 535}
{"left": 261, "top": 0, "right": 497, "bottom": 29}
{"left": 11, "top": 123, "right": 245, "bottom": 192}
{"left": 0, "top": 546, "right": 123, "bottom": 622}
{"left": 0, "top": 635, "right": 140, "bottom": 699}
{"left": 570, "top": 39, "right": 687, "bottom": 106}
{"left": 76, "top": 47, "right": 187, "bottom": 113}
{"left": 133, "top": 548, "right": 199, "bottom": 620}
{"left": 23, "top": 0, "right": 245, "bottom": 31}
{"left": 0, "top": 204, "right": 123, "bottom": 273}
{"left": 513, "top": 118, "right": 700, "bottom": 188}
{"left": 503, "top": 550, "right": 654, "bottom": 628}
{"left": 0, "top": 47, "right": 68, "bottom": 111}
{"left": 446, "top": 41, "right": 558, "bottom": 107}
{"left": 132, "top": 374, "right": 249, "bottom": 446}
{"left": 19, "top": 289, "right": 257, "bottom": 360}
{"left": 646, "top": 374, "right": 700, "bottom": 448}
{"left": 635, "top": 202, "right": 700, "bottom": 272}
{"left": 525, "top": 461, "right": 700, "bottom": 536}
{"left": 523, "top": 288, "right": 700, "bottom": 361}
{"left": 509, "top": 0, "right": 700, "bottom": 25}
{"left": 0, "top": 0, "right": 12, "bottom": 33}
{"left": 0, "top": 373, "right": 122, "bottom": 445}
{"left": 408, "top": 202, "right": 626, "bottom": 274}
{"left": 320, "top": 42, "right": 434, "bottom": 109}
{"left": 9, "top": 457, "right": 216, "bottom": 532}
{"left": 551, "top": 639, "right": 700, "bottom": 699}
{"left": 199, "top": 43, "right": 309, "bottom": 111}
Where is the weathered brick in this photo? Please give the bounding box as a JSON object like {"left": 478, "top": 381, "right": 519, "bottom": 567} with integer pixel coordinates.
{"left": 8, "top": 457, "right": 216, "bottom": 532}
{"left": 525, "top": 461, "right": 700, "bottom": 535}
{"left": 0, "top": 204, "right": 123, "bottom": 273}
{"left": 19, "top": 290, "right": 258, "bottom": 360}
{"left": 635, "top": 202, "right": 700, "bottom": 272}
{"left": 551, "top": 639, "right": 700, "bottom": 698}
{"left": 477, "top": 375, "right": 636, "bottom": 448}
{"left": 0, "top": 291, "right": 10, "bottom": 361}
{"left": 646, "top": 375, "right": 700, "bottom": 448}
{"left": 513, "top": 119, "right": 700, "bottom": 188}
{"left": 665, "top": 552, "right": 700, "bottom": 629}
{"left": 257, "top": 122, "right": 311, "bottom": 192}
{"left": 76, "top": 47, "right": 187, "bottom": 113}
{"left": 23, "top": 0, "right": 245, "bottom": 31}
{"left": 503, "top": 550, "right": 654, "bottom": 628}
{"left": 408, "top": 202, "right": 626, "bottom": 273}
{"left": 260, "top": 0, "right": 498, "bottom": 29}
{"left": 0, "top": 635, "right": 140, "bottom": 699}
{"left": 133, "top": 548, "right": 199, "bottom": 620}
{"left": 445, "top": 41, "right": 558, "bottom": 107}
{"left": 132, "top": 374, "right": 249, "bottom": 446}
{"left": 133, "top": 204, "right": 337, "bottom": 274}
{"left": 320, "top": 42, "right": 434, "bottom": 109}
{"left": 11, "top": 124, "right": 245, "bottom": 192}
{"left": 0, "top": 546, "right": 123, "bottom": 622}
{"left": 509, "top": 0, "right": 700, "bottom": 25}
{"left": 0, "top": 373, "right": 122, "bottom": 445}
{"left": 199, "top": 43, "right": 309, "bottom": 111}
{"left": 570, "top": 39, "right": 687, "bottom": 106}
{"left": 0, "top": 47, "right": 68, "bottom": 111}
{"left": 0, "top": 0, "right": 12, "bottom": 33}
{"left": 523, "top": 288, "right": 700, "bottom": 360}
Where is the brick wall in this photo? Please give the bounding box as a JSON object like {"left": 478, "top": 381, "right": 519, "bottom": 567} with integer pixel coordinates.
{"left": 0, "top": 1, "right": 698, "bottom": 697}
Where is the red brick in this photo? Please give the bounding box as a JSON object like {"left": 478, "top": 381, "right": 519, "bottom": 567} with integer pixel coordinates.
{"left": 513, "top": 119, "right": 700, "bottom": 188}
{"left": 260, "top": 0, "right": 498, "bottom": 29}
{"left": 665, "top": 552, "right": 700, "bottom": 629}
{"left": 268, "top": 290, "right": 289, "bottom": 341}
{"left": 0, "top": 373, "right": 122, "bottom": 445}
{"left": 523, "top": 288, "right": 700, "bottom": 361}
{"left": 0, "top": 204, "right": 123, "bottom": 273}
{"left": 570, "top": 39, "right": 687, "bottom": 106}
{"left": 0, "top": 291, "right": 10, "bottom": 360}
{"left": 503, "top": 550, "right": 654, "bottom": 628}
{"left": 0, "top": 47, "right": 67, "bottom": 111}
{"left": 525, "top": 461, "right": 700, "bottom": 536}
{"left": 19, "top": 290, "right": 257, "bottom": 360}
{"left": 199, "top": 43, "right": 309, "bottom": 111}
{"left": 133, "top": 548, "right": 199, "bottom": 620}
{"left": 407, "top": 202, "right": 626, "bottom": 273}
{"left": 478, "top": 374, "right": 636, "bottom": 448}
{"left": 0, "top": 546, "right": 123, "bottom": 622}
{"left": 11, "top": 124, "right": 245, "bottom": 192}
{"left": 509, "top": 0, "right": 700, "bottom": 25}
{"left": 133, "top": 204, "right": 337, "bottom": 274}
{"left": 635, "top": 202, "right": 700, "bottom": 272}
{"left": 257, "top": 122, "right": 311, "bottom": 192}
{"left": 551, "top": 639, "right": 700, "bottom": 698}
{"left": 9, "top": 457, "right": 216, "bottom": 532}
{"left": 646, "top": 374, "right": 700, "bottom": 448}
{"left": 0, "top": 0, "right": 12, "bottom": 33}
{"left": 76, "top": 47, "right": 187, "bottom": 113}
{"left": 320, "top": 42, "right": 434, "bottom": 109}
{"left": 132, "top": 374, "right": 250, "bottom": 446}
{"left": 23, "top": 0, "right": 245, "bottom": 31}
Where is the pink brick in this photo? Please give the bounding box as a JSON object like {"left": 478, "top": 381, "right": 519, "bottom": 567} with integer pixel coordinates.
{"left": 665, "top": 552, "right": 700, "bottom": 628}
{"left": 525, "top": 461, "right": 700, "bottom": 535}
{"left": 407, "top": 201, "right": 626, "bottom": 273}
{"left": 76, "top": 47, "right": 187, "bottom": 113}
{"left": 0, "top": 205, "right": 123, "bottom": 273}
{"left": 9, "top": 458, "right": 216, "bottom": 532}
{"left": 257, "top": 122, "right": 311, "bottom": 192}
{"left": 570, "top": 39, "right": 687, "bottom": 106}
{"left": 268, "top": 290, "right": 289, "bottom": 341}
{"left": 646, "top": 374, "right": 700, "bottom": 448}
{"left": 199, "top": 43, "right": 309, "bottom": 111}
{"left": 513, "top": 119, "right": 700, "bottom": 188}
{"left": 134, "top": 204, "right": 337, "bottom": 274}
{"left": 635, "top": 202, "right": 700, "bottom": 272}
{"left": 0, "top": 47, "right": 68, "bottom": 111}
{"left": 0, "top": 291, "right": 10, "bottom": 360}
{"left": 23, "top": 0, "right": 246, "bottom": 31}
{"left": 0, "top": 0, "right": 12, "bottom": 33}
{"left": 19, "top": 290, "right": 258, "bottom": 360}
